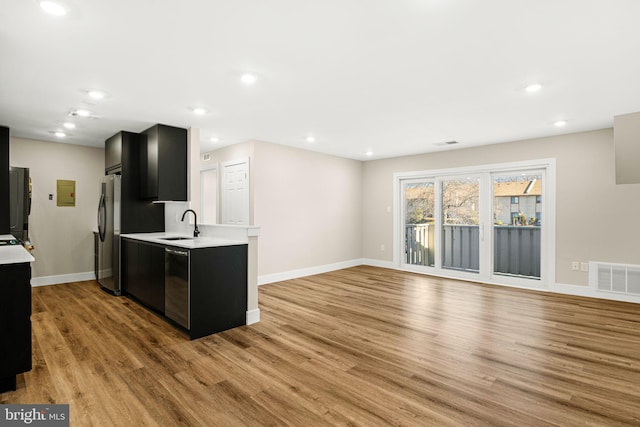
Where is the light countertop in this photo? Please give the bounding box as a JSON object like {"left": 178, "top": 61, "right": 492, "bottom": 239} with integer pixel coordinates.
{"left": 120, "top": 232, "right": 246, "bottom": 249}
{"left": 0, "top": 235, "right": 35, "bottom": 265}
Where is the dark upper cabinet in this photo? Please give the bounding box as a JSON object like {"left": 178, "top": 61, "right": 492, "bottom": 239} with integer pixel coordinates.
{"left": 0, "top": 126, "right": 10, "bottom": 235}
{"left": 139, "top": 124, "right": 187, "bottom": 201}
{"left": 105, "top": 132, "right": 123, "bottom": 173}
{"left": 116, "top": 131, "right": 164, "bottom": 233}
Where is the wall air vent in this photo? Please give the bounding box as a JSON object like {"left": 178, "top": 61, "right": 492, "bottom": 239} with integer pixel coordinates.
{"left": 202, "top": 153, "right": 211, "bottom": 161}
{"left": 590, "top": 261, "right": 640, "bottom": 295}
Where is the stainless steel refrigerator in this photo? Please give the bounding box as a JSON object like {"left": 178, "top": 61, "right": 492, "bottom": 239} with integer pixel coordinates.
{"left": 97, "top": 174, "right": 121, "bottom": 295}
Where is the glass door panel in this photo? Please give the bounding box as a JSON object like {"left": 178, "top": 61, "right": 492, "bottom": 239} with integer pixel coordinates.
{"left": 441, "top": 177, "right": 480, "bottom": 273}
{"left": 403, "top": 181, "right": 435, "bottom": 267}
{"left": 492, "top": 172, "right": 542, "bottom": 279}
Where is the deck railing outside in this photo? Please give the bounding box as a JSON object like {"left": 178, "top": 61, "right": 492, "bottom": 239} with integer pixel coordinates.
{"left": 405, "top": 224, "right": 541, "bottom": 278}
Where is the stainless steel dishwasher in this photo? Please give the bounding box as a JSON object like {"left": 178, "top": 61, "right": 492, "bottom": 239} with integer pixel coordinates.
{"left": 165, "top": 247, "right": 189, "bottom": 329}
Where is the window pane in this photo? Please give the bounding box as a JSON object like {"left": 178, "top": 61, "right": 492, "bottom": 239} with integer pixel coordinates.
{"left": 442, "top": 178, "right": 479, "bottom": 273}
{"left": 493, "top": 173, "right": 541, "bottom": 278}
{"left": 404, "top": 181, "right": 435, "bottom": 267}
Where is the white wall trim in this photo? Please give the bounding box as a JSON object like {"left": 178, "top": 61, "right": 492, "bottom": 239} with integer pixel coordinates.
{"left": 362, "top": 258, "right": 396, "bottom": 269}
{"left": 258, "top": 259, "right": 363, "bottom": 285}
{"left": 246, "top": 308, "right": 261, "bottom": 325}
{"left": 554, "top": 282, "right": 640, "bottom": 304}
{"left": 31, "top": 271, "right": 95, "bottom": 287}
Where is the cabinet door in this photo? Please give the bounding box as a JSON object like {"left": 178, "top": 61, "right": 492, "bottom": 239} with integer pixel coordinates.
{"left": 105, "top": 132, "right": 123, "bottom": 173}
{"left": 148, "top": 244, "right": 165, "bottom": 312}
{"left": 139, "top": 124, "right": 187, "bottom": 201}
{"left": 0, "top": 263, "right": 32, "bottom": 378}
{"left": 121, "top": 238, "right": 165, "bottom": 314}
{"left": 139, "top": 127, "right": 159, "bottom": 199}
{"left": 0, "top": 126, "right": 9, "bottom": 235}
{"left": 156, "top": 125, "right": 187, "bottom": 201}
{"left": 121, "top": 238, "right": 142, "bottom": 297}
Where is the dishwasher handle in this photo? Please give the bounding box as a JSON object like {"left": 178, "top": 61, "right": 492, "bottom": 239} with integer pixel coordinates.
{"left": 165, "top": 248, "right": 188, "bottom": 257}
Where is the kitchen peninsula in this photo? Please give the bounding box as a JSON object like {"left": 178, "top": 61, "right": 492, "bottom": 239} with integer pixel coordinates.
{"left": 121, "top": 225, "right": 259, "bottom": 340}
{"left": 0, "top": 235, "right": 35, "bottom": 392}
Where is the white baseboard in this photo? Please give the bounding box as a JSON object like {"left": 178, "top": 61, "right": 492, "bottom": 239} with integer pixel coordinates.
{"left": 31, "top": 271, "right": 96, "bottom": 287}
{"left": 246, "top": 308, "right": 260, "bottom": 325}
{"left": 258, "top": 259, "right": 363, "bottom": 285}
{"left": 362, "top": 258, "right": 396, "bottom": 269}
{"left": 554, "top": 282, "right": 640, "bottom": 304}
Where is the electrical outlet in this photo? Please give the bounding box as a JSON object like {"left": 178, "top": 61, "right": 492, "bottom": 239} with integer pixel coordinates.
{"left": 580, "top": 262, "right": 589, "bottom": 272}
{"left": 571, "top": 261, "right": 580, "bottom": 271}
{"left": 380, "top": 244, "right": 385, "bottom": 251}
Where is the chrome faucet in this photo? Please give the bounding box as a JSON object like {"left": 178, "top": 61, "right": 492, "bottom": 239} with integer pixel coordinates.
{"left": 181, "top": 209, "right": 200, "bottom": 238}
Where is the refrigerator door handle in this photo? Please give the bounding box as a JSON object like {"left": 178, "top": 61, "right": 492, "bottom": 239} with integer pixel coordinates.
{"left": 97, "top": 193, "right": 106, "bottom": 242}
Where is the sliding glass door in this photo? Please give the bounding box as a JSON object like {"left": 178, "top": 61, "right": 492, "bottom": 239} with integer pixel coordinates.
{"left": 398, "top": 161, "right": 552, "bottom": 289}
{"left": 441, "top": 177, "right": 480, "bottom": 274}
{"left": 403, "top": 180, "right": 435, "bottom": 267}
{"left": 492, "top": 171, "right": 543, "bottom": 280}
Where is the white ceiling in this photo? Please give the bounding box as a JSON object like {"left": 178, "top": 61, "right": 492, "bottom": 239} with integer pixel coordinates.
{"left": 2, "top": 0, "right": 640, "bottom": 160}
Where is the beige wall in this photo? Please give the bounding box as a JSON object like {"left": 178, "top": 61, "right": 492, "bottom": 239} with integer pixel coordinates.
{"left": 363, "top": 128, "right": 640, "bottom": 286}
{"left": 253, "top": 141, "right": 363, "bottom": 276}
{"left": 202, "top": 140, "right": 363, "bottom": 277}
{"left": 10, "top": 137, "right": 104, "bottom": 279}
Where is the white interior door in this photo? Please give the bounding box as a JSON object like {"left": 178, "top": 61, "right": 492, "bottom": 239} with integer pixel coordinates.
{"left": 221, "top": 159, "right": 249, "bottom": 225}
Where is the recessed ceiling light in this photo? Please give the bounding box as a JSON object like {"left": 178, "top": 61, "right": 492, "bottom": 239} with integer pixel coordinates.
{"left": 240, "top": 73, "right": 257, "bottom": 85}
{"left": 39, "top": 1, "right": 67, "bottom": 16}
{"left": 525, "top": 83, "right": 542, "bottom": 93}
{"left": 554, "top": 120, "right": 567, "bottom": 127}
{"left": 210, "top": 137, "right": 219, "bottom": 143}
{"left": 74, "top": 109, "right": 91, "bottom": 117}
{"left": 306, "top": 136, "right": 315, "bottom": 143}
{"left": 88, "top": 90, "right": 106, "bottom": 100}
{"left": 365, "top": 151, "right": 373, "bottom": 157}
{"left": 54, "top": 131, "right": 66, "bottom": 138}
{"left": 192, "top": 108, "right": 207, "bottom": 115}
{"left": 62, "top": 122, "right": 76, "bottom": 129}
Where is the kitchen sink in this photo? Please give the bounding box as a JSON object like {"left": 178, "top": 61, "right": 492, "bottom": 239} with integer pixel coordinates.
{"left": 160, "top": 237, "right": 193, "bottom": 241}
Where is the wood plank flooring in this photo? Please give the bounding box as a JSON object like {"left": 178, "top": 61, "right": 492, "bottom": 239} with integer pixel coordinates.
{"left": 2, "top": 265, "right": 640, "bottom": 426}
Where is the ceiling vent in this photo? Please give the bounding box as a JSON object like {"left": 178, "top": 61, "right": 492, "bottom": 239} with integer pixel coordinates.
{"left": 433, "top": 140, "right": 459, "bottom": 147}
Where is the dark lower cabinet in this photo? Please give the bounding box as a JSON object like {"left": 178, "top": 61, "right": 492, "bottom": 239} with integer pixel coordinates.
{"left": 1, "top": 126, "right": 10, "bottom": 235}
{"left": 190, "top": 245, "right": 247, "bottom": 339}
{"left": 0, "top": 262, "right": 32, "bottom": 393}
{"left": 121, "top": 238, "right": 247, "bottom": 340}
{"left": 121, "top": 238, "right": 165, "bottom": 313}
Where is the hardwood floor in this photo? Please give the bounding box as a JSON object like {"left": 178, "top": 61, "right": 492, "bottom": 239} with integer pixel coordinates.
{"left": 2, "top": 265, "right": 640, "bottom": 426}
